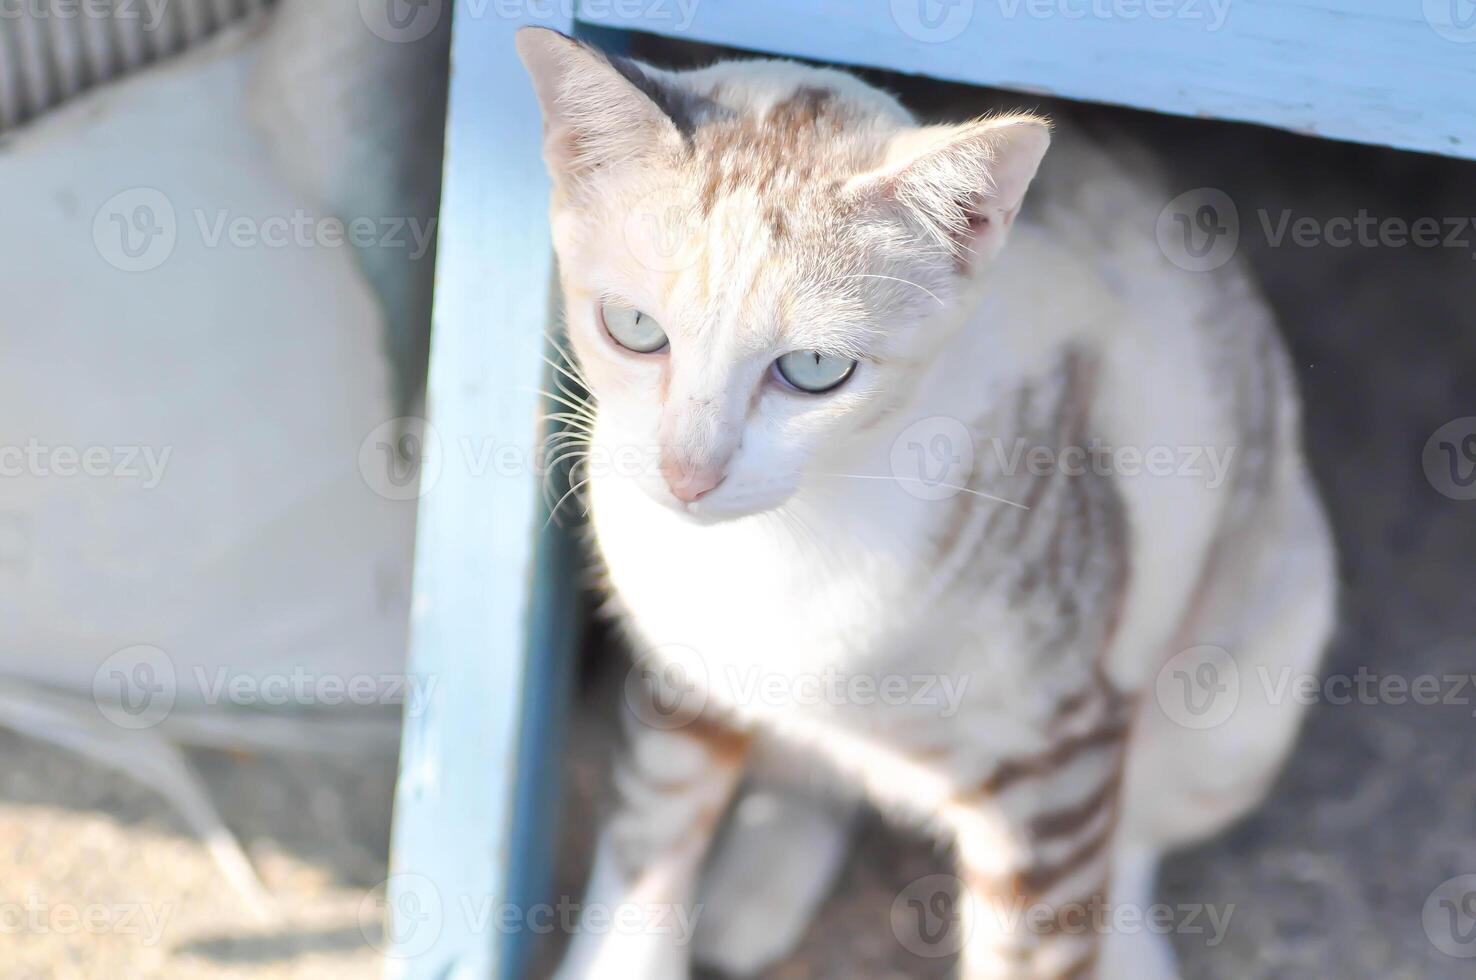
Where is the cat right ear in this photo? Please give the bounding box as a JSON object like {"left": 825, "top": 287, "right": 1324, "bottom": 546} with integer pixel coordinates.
{"left": 515, "top": 28, "right": 684, "bottom": 190}
{"left": 848, "top": 115, "right": 1051, "bottom": 272}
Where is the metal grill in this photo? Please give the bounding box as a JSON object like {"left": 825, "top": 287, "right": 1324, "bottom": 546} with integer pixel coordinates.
{"left": 0, "top": 0, "right": 271, "bottom": 130}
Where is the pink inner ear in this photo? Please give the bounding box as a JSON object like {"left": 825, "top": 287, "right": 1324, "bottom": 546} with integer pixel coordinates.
{"left": 950, "top": 192, "right": 1022, "bottom": 272}
{"left": 950, "top": 197, "right": 993, "bottom": 271}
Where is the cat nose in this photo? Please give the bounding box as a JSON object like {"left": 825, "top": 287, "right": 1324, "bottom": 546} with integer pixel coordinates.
{"left": 660, "top": 457, "right": 725, "bottom": 503}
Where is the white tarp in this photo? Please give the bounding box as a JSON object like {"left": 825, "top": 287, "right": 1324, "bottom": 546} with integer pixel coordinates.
{"left": 0, "top": 17, "right": 418, "bottom": 715}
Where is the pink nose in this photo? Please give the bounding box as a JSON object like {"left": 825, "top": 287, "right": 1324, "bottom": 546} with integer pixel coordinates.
{"left": 660, "top": 458, "right": 724, "bottom": 503}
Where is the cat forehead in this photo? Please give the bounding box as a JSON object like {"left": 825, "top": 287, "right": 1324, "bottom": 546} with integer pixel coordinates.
{"left": 652, "top": 61, "right": 913, "bottom": 212}
{"left": 584, "top": 60, "right": 945, "bottom": 350}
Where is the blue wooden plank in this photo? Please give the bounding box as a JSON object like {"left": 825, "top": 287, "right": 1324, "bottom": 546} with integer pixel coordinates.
{"left": 577, "top": 0, "right": 1476, "bottom": 160}
{"left": 384, "top": 2, "right": 575, "bottom": 978}
{"left": 498, "top": 22, "right": 630, "bottom": 980}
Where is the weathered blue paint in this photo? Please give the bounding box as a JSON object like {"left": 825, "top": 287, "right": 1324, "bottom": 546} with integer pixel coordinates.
{"left": 498, "top": 24, "right": 628, "bottom": 978}
{"left": 578, "top": 0, "right": 1476, "bottom": 161}
{"left": 384, "top": 2, "right": 577, "bottom": 977}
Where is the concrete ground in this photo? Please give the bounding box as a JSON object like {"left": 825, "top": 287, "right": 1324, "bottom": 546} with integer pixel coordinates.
{"left": 0, "top": 732, "right": 395, "bottom": 979}
{"left": 3, "top": 50, "right": 1474, "bottom": 980}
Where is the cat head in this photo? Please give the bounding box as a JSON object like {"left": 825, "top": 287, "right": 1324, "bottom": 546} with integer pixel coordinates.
{"left": 517, "top": 28, "right": 1048, "bottom": 523}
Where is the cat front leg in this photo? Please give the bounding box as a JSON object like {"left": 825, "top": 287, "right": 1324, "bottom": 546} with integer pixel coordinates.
{"left": 941, "top": 707, "right": 1131, "bottom": 979}
{"left": 555, "top": 709, "right": 749, "bottom": 980}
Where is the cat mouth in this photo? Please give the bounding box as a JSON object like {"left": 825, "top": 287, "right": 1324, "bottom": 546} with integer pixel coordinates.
{"left": 659, "top": 487, "right": 791, "bottom": 525}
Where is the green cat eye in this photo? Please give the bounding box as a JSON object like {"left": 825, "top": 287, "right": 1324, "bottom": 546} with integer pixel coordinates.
{"left": 775, "top": 350, "right": 857, "bottom": 394}
{"left": 600, "top": 302, "right": 668, "bottom": 354}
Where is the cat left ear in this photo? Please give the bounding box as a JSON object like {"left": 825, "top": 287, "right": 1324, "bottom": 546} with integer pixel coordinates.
{"left": 850, "top": 114, "right": 1051, "bottom": 272}
{"left": 515, "top": 27, "right": 687, "bottom": 190}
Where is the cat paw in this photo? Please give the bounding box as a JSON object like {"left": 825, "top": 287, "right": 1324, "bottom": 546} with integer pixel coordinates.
{"left": 693, "top": 788, "right": 855, "bottom": 976}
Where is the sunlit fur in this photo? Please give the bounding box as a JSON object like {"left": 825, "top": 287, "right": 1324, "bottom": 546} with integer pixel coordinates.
{"left": 519, "top": 28, "right": 1335, "bottom": 980}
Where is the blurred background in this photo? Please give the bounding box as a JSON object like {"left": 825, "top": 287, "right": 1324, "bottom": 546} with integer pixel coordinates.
{"left": 2, "top": 1, "right": 444, "bottom": 975}
{"left": 2, "top": 4, "right": 1474, "bottom": 978}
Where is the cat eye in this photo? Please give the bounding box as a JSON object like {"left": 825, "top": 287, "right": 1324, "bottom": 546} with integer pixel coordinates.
{"left": 600, "top": 302, "right": 668, "bottom": 354}
{"left": 774, "top": 350, "right": 858, "bottom": 394}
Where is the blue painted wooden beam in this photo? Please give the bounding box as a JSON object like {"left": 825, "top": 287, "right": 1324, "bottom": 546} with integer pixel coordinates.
{"left": 385, "top": 3, "right": 577, "bottom": 978}
{"left": 578, "top": 0, "right": 1476, "bottom": 160}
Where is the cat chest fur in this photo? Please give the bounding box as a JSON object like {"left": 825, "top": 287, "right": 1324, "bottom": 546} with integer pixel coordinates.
{"left": 589, "top": 351, "right": 1132, "bottom": 789}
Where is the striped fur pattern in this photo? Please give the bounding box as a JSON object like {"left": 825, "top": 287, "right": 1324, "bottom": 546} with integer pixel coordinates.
{"left": 518, "top": 28, "right": 1335, "bottom": 980}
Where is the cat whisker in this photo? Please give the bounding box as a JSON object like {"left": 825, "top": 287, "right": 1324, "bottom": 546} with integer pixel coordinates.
{"left": 543, "top": 425, "right": 591, "bottom": 445}
{"left": 541, "top": 351, "right": 591, "bottom": 391}
{"left": 546, "top": 376, "right": 589, "bottom": 412}
{"left": 543, "top": 447, "right": 592, "bottom": 478}
{"left": 827, "top": 473, "right": 1030, "bottom": 510}
{"left": 545, "top": 412, "right": 597, "bottom": 432}
{"left": 824, "top": 273, "right": 945, "bottom": 307}
{"left": 544, "top": 473, "right": 593, "bottom": 530}
{"left": 543, "top": 334, "right": 594, "bottom": 389}
{"left": 542, "top": 466, "right": 587, "bottom": 516}
{"left": 528, "top": 387, "right": 598, "bottom": 420}
{"left": 542, "top": 356, "right": 594, "bottom": 404}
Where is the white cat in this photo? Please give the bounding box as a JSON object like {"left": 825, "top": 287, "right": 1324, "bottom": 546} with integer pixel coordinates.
{"left": 518, "top": 27, "right": 1335, "bottom": 980}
